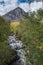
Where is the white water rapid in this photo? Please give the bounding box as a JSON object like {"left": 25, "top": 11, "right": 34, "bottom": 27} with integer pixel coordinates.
{"left": 8, "top": 35, "right": 26, "bottom": 65}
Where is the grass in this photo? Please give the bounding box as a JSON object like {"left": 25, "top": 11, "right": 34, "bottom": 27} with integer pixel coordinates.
{"left": 10, "top": 21, "right": 20, "bottom": 29}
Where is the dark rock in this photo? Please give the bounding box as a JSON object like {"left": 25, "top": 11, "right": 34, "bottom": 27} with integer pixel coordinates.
{"left": 3, "top": 7, "right": 25, "bottom": 21}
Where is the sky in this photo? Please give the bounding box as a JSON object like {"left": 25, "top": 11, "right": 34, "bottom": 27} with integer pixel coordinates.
{"left": 0, "top": 0, "right": 42, "bottom": 16}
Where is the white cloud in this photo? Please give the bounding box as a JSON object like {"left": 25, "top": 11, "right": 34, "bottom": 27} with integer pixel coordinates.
{"left": 31, "top": 1, "right": 42, "bottom": 11}
{"left": 0, "top": 0, "right": 18, "bottom": 15}
{"left": 0, "top": 0, "right": 3, "bottom": 2}
{"left": 19, "top": 1, "right": 42, "bottom": 12}
{"left": 0, "top": 0, "right": 42, "bottom": 16}
{"left": 19, "top": 3, "right": 29, "bottom": 12}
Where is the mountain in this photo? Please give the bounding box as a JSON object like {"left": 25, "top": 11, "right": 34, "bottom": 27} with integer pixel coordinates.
{"left": 3, "top": 7, "right": 25, "bottom": 21}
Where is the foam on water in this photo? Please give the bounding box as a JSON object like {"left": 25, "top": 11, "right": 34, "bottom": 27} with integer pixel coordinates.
{"left": 8, "top": 35, "right": 26, "bottom": 65}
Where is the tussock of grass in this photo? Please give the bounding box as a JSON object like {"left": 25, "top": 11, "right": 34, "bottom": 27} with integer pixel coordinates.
{"left": 10, "top": 21, "right": 20, "bottom": 29}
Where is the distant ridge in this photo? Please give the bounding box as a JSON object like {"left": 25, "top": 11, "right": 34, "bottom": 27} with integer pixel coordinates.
{"left": 3, "top": 7, "right": 25, "bottom": 21}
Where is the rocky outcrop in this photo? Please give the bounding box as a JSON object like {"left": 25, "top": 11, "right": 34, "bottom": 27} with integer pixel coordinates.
{"left": 3, "top": 7, "right": 25, "bottom": 21}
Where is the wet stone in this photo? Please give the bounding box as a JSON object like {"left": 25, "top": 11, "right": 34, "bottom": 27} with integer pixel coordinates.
{"left": 8, "top": 35, "right": 26, "bottom": 65}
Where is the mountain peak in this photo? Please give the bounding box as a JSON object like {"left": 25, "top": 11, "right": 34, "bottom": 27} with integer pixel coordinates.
{"left": 3, "top": 7, "right": 25, "bottom": 21}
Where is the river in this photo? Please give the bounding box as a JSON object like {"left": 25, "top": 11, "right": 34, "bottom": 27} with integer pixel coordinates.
{"left": 8, "top": 35, "right": 26, "bottom": 65}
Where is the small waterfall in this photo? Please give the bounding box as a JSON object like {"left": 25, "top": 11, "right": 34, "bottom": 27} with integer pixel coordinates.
{"left": 8, "top": 35, "right": 26, "bottom": 65}
{"left": 16, "top": 49, "right": 26, "bottom": 65}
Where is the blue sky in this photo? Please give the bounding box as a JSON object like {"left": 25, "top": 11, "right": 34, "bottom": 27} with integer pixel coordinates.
{"left": 18, "top": 0, "right": 34, "bottom": 3}
{"left": 0, "top": 0, "right": 42, "bottom": 16}
{"left": 18, "top": 0, "right": 28, "bottom": 3}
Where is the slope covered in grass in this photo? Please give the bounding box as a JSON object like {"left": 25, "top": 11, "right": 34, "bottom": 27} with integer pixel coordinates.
{"left": 0, "top": 17, "right": 16, "bottom": 65}
{"left": 0, "top": 9, "right": 43, "bottom": 65}
{"left": 14, "top": 9, "right": 43, "bottom": 65}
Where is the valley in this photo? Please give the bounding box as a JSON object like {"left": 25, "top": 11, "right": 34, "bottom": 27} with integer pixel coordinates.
{"left": 0, "top": 6, "right": 43, "bottom": 65}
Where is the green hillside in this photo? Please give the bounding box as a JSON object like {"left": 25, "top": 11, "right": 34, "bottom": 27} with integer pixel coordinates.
{"left": 14, "top": 9, "right": 43, "bottom": 65}
{"left": 0, "top": 17, "right": 16, "bottom": 65}
{"left": 0, "top": 9, "right": 43, "bottom": 65}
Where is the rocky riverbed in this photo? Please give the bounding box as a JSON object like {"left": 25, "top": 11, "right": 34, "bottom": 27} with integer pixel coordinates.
{"left": 8, "top": 35, "right": 26, "bottom": 65}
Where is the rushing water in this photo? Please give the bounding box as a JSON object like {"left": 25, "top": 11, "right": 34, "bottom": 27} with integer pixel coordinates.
{"left": 8, "top": 35, "right": 26, "bottom": 65}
